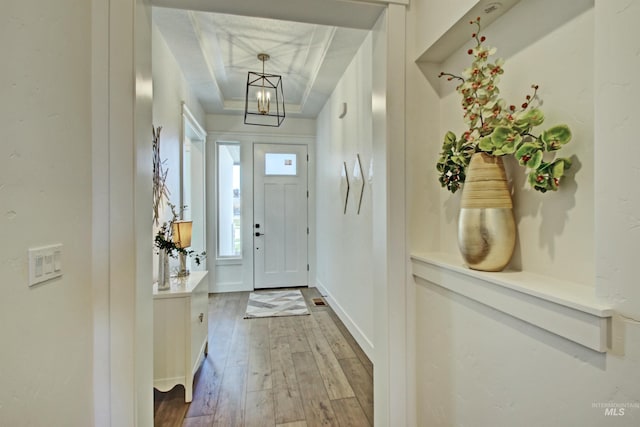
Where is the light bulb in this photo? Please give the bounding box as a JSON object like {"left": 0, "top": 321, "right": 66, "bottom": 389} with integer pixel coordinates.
{"left": 257, "top": 89, "right": 269, "bottom": 115}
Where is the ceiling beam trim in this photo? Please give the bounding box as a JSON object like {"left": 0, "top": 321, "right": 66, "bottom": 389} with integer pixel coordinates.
{"left": 351, "top": 0, "right": 408, "bottom": 5}
{"left": 152, "top": 0, "right": 386, "bottom": 29}
{"left": 299, "top": 26, "right": 336, "bottom": 111}
{"left": 189, "top": 11, "right": 225, "bottom": 108}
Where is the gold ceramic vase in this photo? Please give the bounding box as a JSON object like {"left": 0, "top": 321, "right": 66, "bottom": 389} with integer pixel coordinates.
{"left": 458, "top": 153, "right": 516, "bottom": 271}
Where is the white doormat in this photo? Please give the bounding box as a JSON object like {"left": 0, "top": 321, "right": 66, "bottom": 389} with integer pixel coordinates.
{"left": 244, "top": 290, "right": 310, "bottom": 319}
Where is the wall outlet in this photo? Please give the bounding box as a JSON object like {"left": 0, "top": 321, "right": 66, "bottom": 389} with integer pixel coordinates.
{"left": 29, "top": 244, "right": 63, "bottom": 286}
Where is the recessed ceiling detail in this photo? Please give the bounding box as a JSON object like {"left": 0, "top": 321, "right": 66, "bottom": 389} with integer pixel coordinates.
{"left": 153, "top": 7, "right": 369, "bottom": 118}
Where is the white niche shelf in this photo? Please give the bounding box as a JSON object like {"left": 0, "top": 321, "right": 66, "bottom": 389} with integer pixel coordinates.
{"left": 415, "top": 0, "right": 521, "bottom": 64}
{"left": 411, "top": 252, "right": 613, "bottom": 352}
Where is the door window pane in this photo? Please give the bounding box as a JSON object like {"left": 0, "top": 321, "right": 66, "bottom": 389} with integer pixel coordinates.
{"left": 265, "top": 153, "right": 297, "bottom": 176}
{"left": 217, "top": 143, "right": 241, "bottom": 258}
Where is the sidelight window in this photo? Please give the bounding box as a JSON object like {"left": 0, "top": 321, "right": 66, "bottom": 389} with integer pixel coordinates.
{"left": 217, "top": 143, "right": 241, "bottom": 258}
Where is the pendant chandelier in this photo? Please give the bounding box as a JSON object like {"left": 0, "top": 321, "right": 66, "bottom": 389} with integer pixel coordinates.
{"left": 244, "top": 53, "right": 285, "bottom": 127}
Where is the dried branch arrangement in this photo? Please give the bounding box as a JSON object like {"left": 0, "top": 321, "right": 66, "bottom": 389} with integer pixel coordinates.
{"left": 152, "top": 125, "right": 170, "bottom": 225}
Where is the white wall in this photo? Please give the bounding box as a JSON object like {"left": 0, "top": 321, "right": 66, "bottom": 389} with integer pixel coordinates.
{"left": 413, "top": 0, "right": 476, "bottom": 52}
{"left": 207, "top": 114, "right": 316, "bottom": 135}
{"left": 0, "top": 1, "right": 93, "bottom": 425}
{"left": 152, "top": 22, "right": 206, "bottom": 273}
{"left": 407, "top": 0, "right": 640, "bottom": 425}
{"left": 205, "top": 114, "right": 316, "bottom": 293}
{"left": 593, "top": 0, "right": 640, "bottom": 330}
{"left": 315, "top": 33, "right": 375, "bottom": 356}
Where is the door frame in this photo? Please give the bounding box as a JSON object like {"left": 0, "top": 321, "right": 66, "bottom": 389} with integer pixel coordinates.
{"left": 252, "top": 142, "right": 309, "bottom": 289}
{"left": 207, "top": 131, "right": 315, "bottom": 295}
{"left": 96, "top": 2, "right": 407, "bottom": 426}
{"left": 180, "top": 102, "right": 207, "bottom": 272}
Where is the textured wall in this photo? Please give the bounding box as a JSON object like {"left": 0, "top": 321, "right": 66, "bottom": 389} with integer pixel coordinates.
{"left": 414, "top": 278, "right": 640, "bottom": 426}
{"left": 593, "top": 0, "right": 640, "bottom": 322}
{"left": 407, "top": 0, "right": 640, "bottom": 425}
{"left": 0, "top": 1, "right": 93, "bottom": 425}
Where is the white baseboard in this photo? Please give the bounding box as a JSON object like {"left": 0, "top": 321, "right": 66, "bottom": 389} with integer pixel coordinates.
{"left": 210, "top": 282, "right": 250, "bottom": 293}
{"left": 212, "top": 281, "right": 315, "bottom": 293}
{"left": 315, "top": 279, "right": 374, "bottom": 360}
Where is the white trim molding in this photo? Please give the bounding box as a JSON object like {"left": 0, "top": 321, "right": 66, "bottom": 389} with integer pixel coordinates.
{"left": 411, "top": 252, "right": 613, "bottom": 352}
{"left": 210, "top": 281, "right": 250, "bottom": 293}
{"left": 182, "top": 102, "right": 206, "bottom": 140}
{"left": 92, "top": 0, "right": 153, "bottom": 425}
{"left": 316, "top": 280, "right": 375, "bottom": 359}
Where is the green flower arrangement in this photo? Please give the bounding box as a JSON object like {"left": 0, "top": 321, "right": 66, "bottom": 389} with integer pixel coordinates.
{"left": 437, "top": 17, "right": 573, "bottom": 194}
{"left": 154, "top": 203, "right": 206, "bottom": 266}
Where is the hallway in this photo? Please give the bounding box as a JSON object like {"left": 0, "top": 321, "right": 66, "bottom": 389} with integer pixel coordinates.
{"left": 154, "top": 288, "right": 373, "bottom": 427}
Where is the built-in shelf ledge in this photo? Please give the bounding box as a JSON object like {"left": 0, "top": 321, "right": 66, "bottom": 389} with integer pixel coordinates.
{"left": 410, "top": 252, "right": 613, "bottom": 352}
{"left": 415, "top": 0, "right": 521, "bottom": 64}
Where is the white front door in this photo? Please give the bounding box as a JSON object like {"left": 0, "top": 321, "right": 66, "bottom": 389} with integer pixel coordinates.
{"left": 253, "top": 143, "right": 308, "bottom": 289}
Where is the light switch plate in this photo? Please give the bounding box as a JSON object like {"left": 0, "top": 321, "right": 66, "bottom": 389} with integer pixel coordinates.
{"left": 29, "top": 244, "right": 63, "bottom": 286}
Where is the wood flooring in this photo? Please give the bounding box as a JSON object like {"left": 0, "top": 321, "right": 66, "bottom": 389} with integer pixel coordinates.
{"left": 154, "top": 288, "right": 373, "bottom": 427}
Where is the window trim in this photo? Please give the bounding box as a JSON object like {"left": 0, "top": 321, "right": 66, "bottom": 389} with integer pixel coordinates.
{"left": 264, "top": 152, "right": 299, "bottom": 176}
{"left": 215, "top": 141, "right": 242, "bottom": 261}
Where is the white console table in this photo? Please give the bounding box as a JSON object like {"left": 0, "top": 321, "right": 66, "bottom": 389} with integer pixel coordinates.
{"left": 153, "top": 270, "right": 209, "bottom": 402}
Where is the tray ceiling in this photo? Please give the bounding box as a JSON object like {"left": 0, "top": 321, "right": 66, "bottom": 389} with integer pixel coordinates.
{"left": 153, "top": 7, "right": 372, "bottom": 118}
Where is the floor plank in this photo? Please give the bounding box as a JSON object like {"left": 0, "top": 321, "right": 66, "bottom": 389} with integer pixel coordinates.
{"left": 331, "top": 397, "right": 371, "bottom": 427}
{"left": 327, "top": 310, "right": 373, "bottom": 378}
{"left": 212, "top": 365, "right": 247, "bottom": 427}
{"left": 225, "top": 315, "right": 251, "bottom": 368}
{"left": 276, "top": 422, "right": 308, "bottom": 427}
{"left": 244, "top": 389, "right": 276, "bottom": 427}
{"left": 338, "top": 358, "right": 374, "bottom": 426}
{"left": 304, "top": 326, "right": 355, "bottom": 400}
{"left": 269, "top": 316, "right": 294, "bottom": 338}
{"left": 313, "top": 311, "right": 357, "bottom": 360}
{"left": 207, "top": 294, "right": 236, "bottom": 364}
{"left": 182, "top": 415, "right": 214, "bottom": 427}
{"left": 292, "top": 351, "right": 340, "bottom": 427}
{"left": 288, "top": 331, "right": 311, "bottom": 354}
{"left": 247, "top": 319, "right": 272, "bottom": 392}
{"left": 270, "top": 335, "right": 306, "bottom": 424}
{"left": 154, "top": 386, "right": 190, "bottom": 427}
{"left": 184, "top": 356, "right": 222, "bottom": 418}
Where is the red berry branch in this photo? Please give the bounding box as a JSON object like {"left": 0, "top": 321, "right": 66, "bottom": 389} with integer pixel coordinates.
{"left": 435, "top": 18, "right": 574, "bottom": 194}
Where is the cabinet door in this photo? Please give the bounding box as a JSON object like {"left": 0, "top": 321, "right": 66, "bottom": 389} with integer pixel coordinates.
{"left": 154, "top": 297, "right": 188, "bottom": 388}
{"left": 189, "top": 279, "right": 208, "bottom": 374}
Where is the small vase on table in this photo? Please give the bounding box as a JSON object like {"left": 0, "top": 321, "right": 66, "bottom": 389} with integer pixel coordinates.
{"left": 157, "top": 249, "right": 171, "bottom": 291}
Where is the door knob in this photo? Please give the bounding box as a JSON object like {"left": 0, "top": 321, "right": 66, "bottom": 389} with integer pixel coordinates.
{"left": 255, "top": 232, "right": 264, "bottom": 237}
